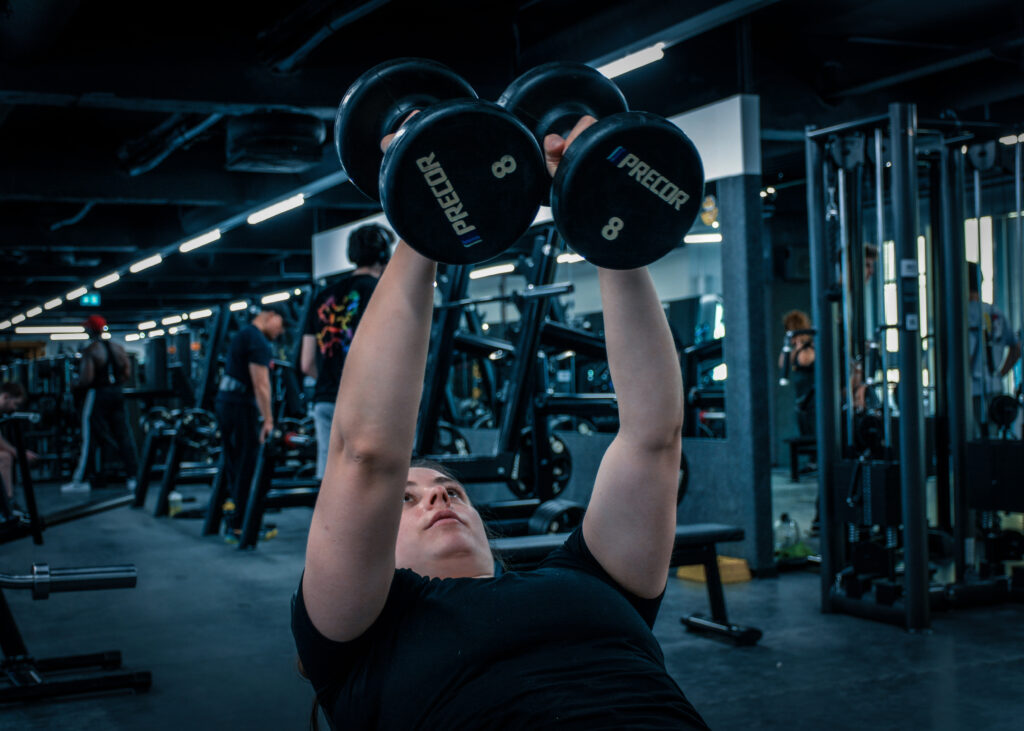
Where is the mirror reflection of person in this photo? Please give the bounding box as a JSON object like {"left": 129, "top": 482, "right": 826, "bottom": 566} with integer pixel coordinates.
{"left": 0, "top": 382, "right": 36, "bottom": 518}
{"left": 967, "top": 262, "right": 1021, "bottom": 435}
{"left": 780, "top": 310, "right": 816, "bottom": 439}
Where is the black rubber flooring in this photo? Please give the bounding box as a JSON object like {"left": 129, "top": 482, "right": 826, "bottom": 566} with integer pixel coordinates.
{"left": 2, "top": 481, "right": 1022, "bottom": 730}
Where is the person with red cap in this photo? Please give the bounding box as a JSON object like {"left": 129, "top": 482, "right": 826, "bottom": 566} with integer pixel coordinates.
{"left": 61, "top": 315, "right": 139, "bottom": 493}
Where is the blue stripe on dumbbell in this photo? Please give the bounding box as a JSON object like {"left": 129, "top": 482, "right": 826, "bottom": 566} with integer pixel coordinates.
{"left": 606, "top": 146, "right": 627, "bottom": 164}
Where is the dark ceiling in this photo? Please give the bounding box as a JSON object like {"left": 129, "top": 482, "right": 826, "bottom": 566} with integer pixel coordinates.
{"left": 1, "top": 0, "right": 1022, "bottom": 331}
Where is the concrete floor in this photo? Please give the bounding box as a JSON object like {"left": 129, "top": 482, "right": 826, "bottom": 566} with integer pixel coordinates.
{"left": 2, "top": 476, "right": 1022, "bottom": 730}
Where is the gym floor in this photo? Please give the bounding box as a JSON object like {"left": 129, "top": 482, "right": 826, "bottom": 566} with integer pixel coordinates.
{"left": 3, "top": 475, "right": 1022, "bottom": 730}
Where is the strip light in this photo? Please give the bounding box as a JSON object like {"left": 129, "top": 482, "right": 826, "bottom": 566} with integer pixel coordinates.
{"left": 998, "top": 134, "right": 1024, "bottom": 145}
{"left": 189, "top": 309, "right": 213, "bottom": 320}
{"left": 16, "top": 326, "right": 85, "bottom": 334}
{"left": 125, "top": 333, "right": 141, "bottom": 342}
{"left": 557, "top": 253, "right": 586, "bottom": 264}
{"left": 101, "top": 332, "right": 112, "bottom": 340}
{"left": 469, "top": 264, "right": 516, "bottom": 280}
{"left": 161, "top": 315, "right": 183, "bottom": 326}
{"left": 11, "top": 314, "right": 25, "bottom": 325}
{"left": 179, "top": 229, "right": 222, "bottom": 254}
{"left": 44, "top": 298, "right": 63, "bottom": 310}
{"left": 596, "top": 42, "right": 665, "bottom": 79}
{"left": 66, "top": 287, "right": 88, "bottom": 300}
{"left": 130, "top": 254, "right": 163, "bottom": 273}
{"left": 229, "top": 301, "right": 248, "bottom": 312}
{"left": 51, "top": 333, "right": 89, "bottom": 341}
{"left": 149, "top": 329, "right": 166, "bottom": 337}
{"left": 0, "top": 321, "right": 10, "bottom": 330}
{"left": 261, "top": 291, "right": 291, "bottom": 304}
{"left": 139, "top": 321, "right": 157, "bottom": 330}
{"left": 247, "top": 194, "right": 305, "bottom": 225}
{"left": 95, "top": 272, "right": 120, "bottom": 288}
{"left": 684, "top": 233, "right": 723, "bottom": 244}
{"left": 25, "top": 307, "right": 42, "bottom": 318}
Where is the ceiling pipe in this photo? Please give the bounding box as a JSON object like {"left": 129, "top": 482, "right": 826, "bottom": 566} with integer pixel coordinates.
{"left": 271, "top": 0, "right": 391, "bottom": 73}
{"left": 119, "top": 113, "right": 224, "bottom": 177}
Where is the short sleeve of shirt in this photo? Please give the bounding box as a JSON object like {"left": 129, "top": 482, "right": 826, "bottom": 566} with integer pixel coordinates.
{"left": 291, "top": 571, "right": 426, "bottom": 699}
{"left": 304, "top": 290, "right": 323, "bottom": 337}
{"left": 243, "top": 326, "right": 272, "bottom": 368}
{"left": 538, "top": 527, "right": 665, "bottom": 628}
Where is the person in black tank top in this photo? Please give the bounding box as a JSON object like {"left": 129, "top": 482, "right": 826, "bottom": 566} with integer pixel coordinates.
{"left": 61, "top": 315, "right": 139, "bottom": 493}
{"left": 780, "top": 310, "right": 816, "bottom": 438}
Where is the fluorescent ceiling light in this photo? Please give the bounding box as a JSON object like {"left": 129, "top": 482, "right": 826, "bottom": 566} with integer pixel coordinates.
{"left": 129, "top": 254, "right": 163, "bottom": 273}
{"left": 149, "top": 329, "right": 166, "bottom": 337}
{"left": 684, "top": 233, "right": 723, "bottom": 244}
{"left": 125, "top": 333, "right": 141, "bottom": 342}
{"left": 247, "top": 194, "right": 305, "bottom": 225}
{"left": 11, "top": 314, "right": 26, "bottom": 324}
{"left": 261, "top": 291, "right": 291, "bottom": 304}
{"left": 44, "top": 298, "right": 62, "bottom": 310}
{"left": 51, "top": 333, "right": 89, "bottom": 341}
{"left": 101, "top": 332, "right": 111, "bottom": 340}
{"left": 999, "top": 134, "right": 1023, "bottom": 145}
{"left": 95, "top": 272, "right": 120, "bottom": 288}
{"left": 138, "top": 321, "right": 157, "bottom": 330}
{"left": 189, "top": 309, "right": 213, "bottom": 320}
{"left": 557, "top": 253, "right": 586, "bottom": 264}
{"left": 596, "top": 42, "right": 665, "bottom": 79}
{"left": 293, "top": 288, "right": 302, "bottom": 295}
{"left": 168, "top": 326, "right": 179, "bottom": 335}
{"left": 26, "top": 307, "right": 42, "bottom": 318}
{"left": 66, "top": 287, "right": 88, "bottom": 300}
{"left": 469, "top": 263, "right": 516, "bottom": 280}
{"left": 16, "top": 326, "right": 85, "bottom": 334}
{"left": 179, "top": 229, "right": 221, "bottom": 254}
{"left": 229, "top": 301, "right": 248, "bottom": 312}
{"left": 0, "top": 321, "right": 10, "bottom": 330}
{"left": 712, "top": 363, "right": 728, "bottom": 381}
{"left": 161, "top": 315, "right": 183, "bottom": 326}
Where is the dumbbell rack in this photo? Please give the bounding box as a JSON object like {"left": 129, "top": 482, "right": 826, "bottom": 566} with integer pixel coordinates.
{"left": 0, "top": 564, "right": 151, "bottom": 702}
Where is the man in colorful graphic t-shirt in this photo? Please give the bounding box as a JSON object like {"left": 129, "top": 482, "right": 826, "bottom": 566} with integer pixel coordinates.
{"left": 301, "top": 224, "right": 392, "bottom": 476}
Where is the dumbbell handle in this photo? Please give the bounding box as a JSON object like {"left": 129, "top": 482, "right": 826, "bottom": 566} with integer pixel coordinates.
{"left": 0, "top": 564, "right": 137, "bottom": 599}
{"left": 0, "top": 411, "right": 42, "bottom": 425}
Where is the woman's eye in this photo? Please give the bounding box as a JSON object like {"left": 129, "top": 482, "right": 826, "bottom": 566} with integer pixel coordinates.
{"left": 446, "top": 488, "right": 459, "bottom": 498}
{"left": 403, "top": 493, "right": 414, "bottom": 504}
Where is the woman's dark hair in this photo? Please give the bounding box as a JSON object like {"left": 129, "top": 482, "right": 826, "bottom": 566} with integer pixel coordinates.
{"left": 348, "top": 224, "right": 394, "bottom": 268}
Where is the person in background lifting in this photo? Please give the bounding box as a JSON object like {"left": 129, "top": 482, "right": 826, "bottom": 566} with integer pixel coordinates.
{"left": 0, "top": 382, "right": 35, "bottom": 519}
{"left": 301, "top": 224, "right": 391, "bottom": 479}
{"left": 62, "top": 315, "right": 138, "bottom": 494}
{"left": 216, "top": 304, "right": 286, "bottom": 542}
{"left": 967, "top": 262, "right": 1021, "bottom": 436}
{"left": 291, "top": 117, "right": 709, "bottom": 729}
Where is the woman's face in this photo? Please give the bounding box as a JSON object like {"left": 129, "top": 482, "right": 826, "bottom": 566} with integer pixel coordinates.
{"left": 395, "top": 468, "right": 495, "bottom": 579}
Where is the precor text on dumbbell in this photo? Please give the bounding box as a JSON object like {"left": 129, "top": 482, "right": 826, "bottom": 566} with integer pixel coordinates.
{"left": 416, "top": 152, "right": 481, "bottom": 245}
{"left": 608, "top": 147, "right": 691, "bottom": 211}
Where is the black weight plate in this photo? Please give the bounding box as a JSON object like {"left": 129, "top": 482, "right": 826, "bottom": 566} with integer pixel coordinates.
{"left": 551, "top": 111, "right": 704, "bottom": 270}
{"left": 498, "top": 62, "right": 628, "bottom": 144}
{"left": 380, "top": 99, "right": 546, "bottom": 265}
{"left": 335, "top": 58, "right": 477, "bottom": 201}
{"left": 988, "top": 394, "right": 1020, "bottom": 428}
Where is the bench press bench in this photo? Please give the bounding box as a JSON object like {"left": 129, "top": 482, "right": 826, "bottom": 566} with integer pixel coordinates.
{"left": 490, "top": 523, "right": 762, "bottom": 646}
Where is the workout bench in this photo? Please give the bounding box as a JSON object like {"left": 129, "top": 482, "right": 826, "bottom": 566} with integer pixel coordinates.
{"left": 491, "top": 523, "right": 762, "bottom": 646}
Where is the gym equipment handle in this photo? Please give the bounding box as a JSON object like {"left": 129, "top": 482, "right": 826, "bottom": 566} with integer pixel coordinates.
{"left": 0, "top": 564, "right": 138, "bottom": 599}
{"left": 0, "top": 411, "right": 42, "bottom": 425}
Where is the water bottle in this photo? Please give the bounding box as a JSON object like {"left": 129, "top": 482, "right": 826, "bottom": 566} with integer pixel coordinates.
{"left": 773, "top": 513, "right": 801, "bottom": 554}
{"left": 168, "top": 491, "right": 184, "bottom": 518}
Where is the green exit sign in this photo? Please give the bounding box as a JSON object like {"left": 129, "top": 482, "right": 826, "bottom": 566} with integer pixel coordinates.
{"left": 80, "top": 293, "right": 101, "bottom": 307}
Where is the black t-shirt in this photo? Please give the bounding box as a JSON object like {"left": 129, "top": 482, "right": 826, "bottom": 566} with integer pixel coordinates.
{"left": 304, "top": 273, "right": 379, "bottom": 404}
{"left": 292, "top": 527, "right": 709, "bottom": 730}
{"left": 218, "top": 324, "right": 272, "bottom": 404}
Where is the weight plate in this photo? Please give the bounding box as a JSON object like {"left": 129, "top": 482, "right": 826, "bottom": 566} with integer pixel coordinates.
{"left": 528, "top": 498, "right": 585, "bottom": 535}
{"left": 551, "top": 112, "right": 704, "bottom": 269}
{"left": 380, "top": 99, "right": 546, "bottom": 264}
{"left": 498, "top": 62, "right": 628, "bottom": 146}
{"left": 335, "top": 58, "right": 477, "bottom": 201}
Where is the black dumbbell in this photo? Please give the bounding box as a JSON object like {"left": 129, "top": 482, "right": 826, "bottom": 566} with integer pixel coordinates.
{"left": 498, "top": 62, "right": 705, "bottom": 269}
{"left": 335, "top": 58, "right": 548, "bottom": 265}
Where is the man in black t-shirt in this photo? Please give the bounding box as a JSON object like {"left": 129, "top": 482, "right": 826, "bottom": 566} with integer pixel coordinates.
{"left": 62, "top": 315, "right": 139, "bottom": 493}
{"left": 301, "top": 223, "right": 391, "bottom": 477}
{"left": 216, "top": 304, "right": 285, "bottom": 540}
